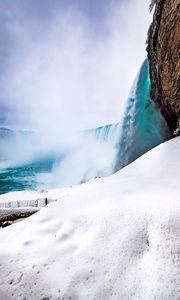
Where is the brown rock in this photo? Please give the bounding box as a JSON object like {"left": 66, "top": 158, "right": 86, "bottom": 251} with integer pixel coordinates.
{"left": 147, "top": 0, "right": 180, "bottom": 133}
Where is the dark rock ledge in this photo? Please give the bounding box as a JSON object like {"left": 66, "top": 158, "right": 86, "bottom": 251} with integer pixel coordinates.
{"left": 147, "top": 0, "right": 180, "bottom": 134}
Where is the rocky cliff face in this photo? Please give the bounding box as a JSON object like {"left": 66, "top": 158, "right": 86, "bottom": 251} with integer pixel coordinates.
{"left": 147, "top": 0, "right": 180, "bottom": 134}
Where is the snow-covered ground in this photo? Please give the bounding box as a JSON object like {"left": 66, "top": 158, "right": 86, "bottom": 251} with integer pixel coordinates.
{"left": 0, "top": 137, "right": 180, "bottom": 300}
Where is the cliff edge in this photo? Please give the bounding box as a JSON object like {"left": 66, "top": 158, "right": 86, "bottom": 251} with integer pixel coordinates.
{"left": 147, "top": 0, "right": 180, "bottom": 134}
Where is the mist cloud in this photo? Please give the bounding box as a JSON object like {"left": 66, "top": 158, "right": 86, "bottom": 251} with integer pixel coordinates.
{"left": 0, "top": 0, "right": 152, "bottom": 136}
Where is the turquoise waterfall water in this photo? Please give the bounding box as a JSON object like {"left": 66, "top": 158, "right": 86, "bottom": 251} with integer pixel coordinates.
{"left": 115, "top": 59, "right": 171, "bottom": 171}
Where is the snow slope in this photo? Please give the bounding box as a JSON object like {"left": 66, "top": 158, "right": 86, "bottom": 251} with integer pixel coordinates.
{"left": 0, "top": 138, "right": 180, "bottom": 300}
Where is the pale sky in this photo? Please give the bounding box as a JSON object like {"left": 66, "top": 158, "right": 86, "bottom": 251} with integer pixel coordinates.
{"left": 0, "top": 0, "right": 152, "bottom": 131}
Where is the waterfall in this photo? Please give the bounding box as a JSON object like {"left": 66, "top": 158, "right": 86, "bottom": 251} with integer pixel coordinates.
{"left": 0, "top": 59, "right": 171, "bottom": 194}
{"left": 115, "top": 59, "right": 171, "bottom": 171}
{"left": 86, "top": 123, "right": 120, "bottom": 146}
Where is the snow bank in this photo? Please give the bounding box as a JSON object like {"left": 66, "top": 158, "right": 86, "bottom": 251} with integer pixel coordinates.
{"left": 0, "top": 138, "right": 180, "bottom": 300}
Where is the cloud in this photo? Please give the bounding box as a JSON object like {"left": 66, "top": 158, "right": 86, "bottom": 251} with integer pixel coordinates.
{"left": 0, "top": 0, "right": 152, "bottom": 135}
